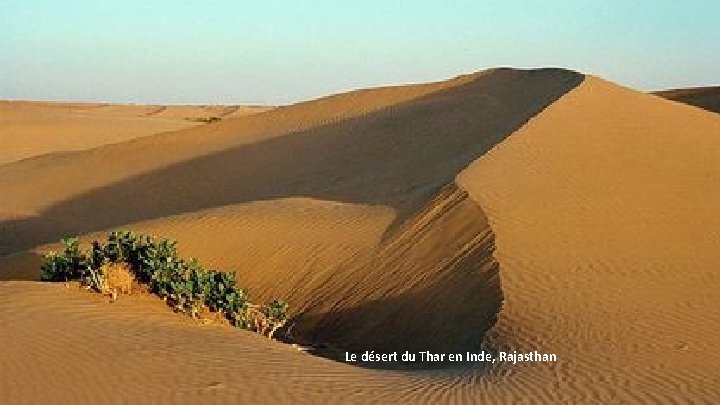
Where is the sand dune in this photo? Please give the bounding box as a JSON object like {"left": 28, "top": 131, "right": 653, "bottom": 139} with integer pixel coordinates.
{"left": 655, "top": 86, "right": 720, "bottom": 114}
{"left": 0, "top": 101, "right": 272, "bottom": 164}
{"left": 2, "top": 69, "right": 720, "bottom": 402}
{"left": 0, "top": 72, "right": 483, "bottom": 223}
{"left": 0, "top": 68, "right": 582, "bottom": 359}
{"left": 458, "top": 76, "right": 720, "bottom": 401}
{"left": 0, "top": 68, "right": 580, "bottom": 254}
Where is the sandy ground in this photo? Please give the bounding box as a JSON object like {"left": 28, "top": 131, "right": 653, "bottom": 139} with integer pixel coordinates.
{"left": 1, "top": 69, "right": 719, "bottom": 403}
{"left": 0, "top": 101, "right": 272, "bottom": 164}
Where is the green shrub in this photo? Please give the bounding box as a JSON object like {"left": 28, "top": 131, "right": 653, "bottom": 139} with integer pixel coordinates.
{"left": 265, "top": 299, "right": 289, "bottom": 322}
{"left": 141, "top": 237, "right": 180, "bottom": 285}
{"left": 167, "top": 259, "right": 207, "bottom": 317}
{"left": 40, "top": 252, "right": 71, "bottom": 281}
{"left": 90, "top": 240, "right": 106, "bottom": 268}
{"left": 40, "top": 231, "right": 289, "bottom": 339}
{"left": 41, "top": 237, "right": 89, "bottom": 281}
{"left": 204, "top": 269, "right": 248, "bottom": 316}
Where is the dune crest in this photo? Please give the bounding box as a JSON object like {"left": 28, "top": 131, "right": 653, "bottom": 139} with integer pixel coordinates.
{"left": 3, "top": 70, "right": 718, "bottom": 401}
{"left": 0, "top": 69, "right": 583, "bottom": 361}
{"left": 29, "top": 69, "right": 720, "bottom": 402}
{"left": 457, "top": 76, "right": 720, "bottom": 401}
{"left": 294, "top": 184, "right": 501, "bottom": 358}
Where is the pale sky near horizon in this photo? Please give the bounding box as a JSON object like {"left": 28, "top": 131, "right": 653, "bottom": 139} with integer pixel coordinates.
{"left": 1, "top": 1, "right": 718, "bottom": 105}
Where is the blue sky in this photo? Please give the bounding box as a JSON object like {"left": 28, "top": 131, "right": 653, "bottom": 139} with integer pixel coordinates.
{"left": 1, "top": 1, "right": 718, "bottom": 104}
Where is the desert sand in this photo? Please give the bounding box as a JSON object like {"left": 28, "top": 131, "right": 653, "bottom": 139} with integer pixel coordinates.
{"left": 0, "top": 100, "right": 272, "bottom": 164}
{"left": 1, "top": 68, "right": 719, "bottom": 402}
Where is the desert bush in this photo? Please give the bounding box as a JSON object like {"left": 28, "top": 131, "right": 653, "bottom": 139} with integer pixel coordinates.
{"left": 144, "top": 244, "right": 183, "bottom": 297}
{"left": 265, "top": 299, "right": 289, "bottom": 322}
{"left": 263, "top": 299, "right": 289, "bottom": 338}
{"left": 167, "top": 259, "right": 208, "bottom": 317}
{"left": 40, "top": 231, "right": 289, "bottom": 339}
{"left": 243, "top": 299, "right": 289, "bottom": 338}
{"left": 186, "top": 116, "right": 221, "bottom": 124}
{"left": 41, "top": 237, "right": 89, "bottom": 281}
{"left": 40, "top": 252, "right": 72, "bottom": 282}
{"left": 204, "top": 269, "right": 248, "bottom": 316}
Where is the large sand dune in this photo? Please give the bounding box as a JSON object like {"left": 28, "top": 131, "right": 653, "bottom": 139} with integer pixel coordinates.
{"left": 2, "top": 69, "right": 720, "bottom": 402}
{"left": 0, "top": 68, "right": 582, "bottom": 357}
{"left": 457, "top": 76, "right": 720, "bottom": 401}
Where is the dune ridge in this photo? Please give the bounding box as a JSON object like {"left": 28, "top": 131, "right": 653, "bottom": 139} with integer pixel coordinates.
{"left": 6, "top": 68, "right": 718, "bottom": 401}
{"left": 0, "top": 69, "right": 583, "bottom": 361}
{"left": 293, "top": 184, "right": 501, "bottom": 358}
{"left": 0, "top": 68, "right": 582, "bottom": 255}
{"left": 457, "top": 76, "right": 720, "bottom": 402}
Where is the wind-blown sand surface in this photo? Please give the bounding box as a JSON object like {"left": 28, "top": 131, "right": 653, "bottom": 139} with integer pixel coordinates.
{"left": 0, "top": 69, "right": 582, "bottom": 355}
{"left": 1, "top": 69, "right": 719, "bottom": 402}
{"left": 457, "top": 77, "right": 720, "bottom": 401}
{"left": 0, "top": 101, "right": 272, "bottom": 164}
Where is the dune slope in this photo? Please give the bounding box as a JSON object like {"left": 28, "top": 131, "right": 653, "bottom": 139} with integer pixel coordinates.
{"left": 0, "top": 68, "right": 583, "bottom": 359}
{"left": 2, "top": 72, "right": 719, "bottom": 402}
{"left": 292, "top": 184, "right": 501, "bottom": 357}
{"left": 458, "top": 76, "right": 720, "bottom": 401}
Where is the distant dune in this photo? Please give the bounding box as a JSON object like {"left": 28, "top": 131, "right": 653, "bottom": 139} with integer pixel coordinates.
{"left": 0, "top": 101, "right": 272, "bottom": 164}
{"left": 654, "top": 86, "right": 720, "bottom": 113}
{"left": 1, "top": 69, "right": 719, "bottom": 402}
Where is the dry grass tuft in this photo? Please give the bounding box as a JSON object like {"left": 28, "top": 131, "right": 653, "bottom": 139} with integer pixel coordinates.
{"left": 100, "top": 262, "right": 134, "bottom": 300}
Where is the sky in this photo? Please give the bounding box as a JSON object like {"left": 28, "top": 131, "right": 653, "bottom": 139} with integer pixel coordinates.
{"left": 1, "top": 1, "right": 718, "bottom": 105}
